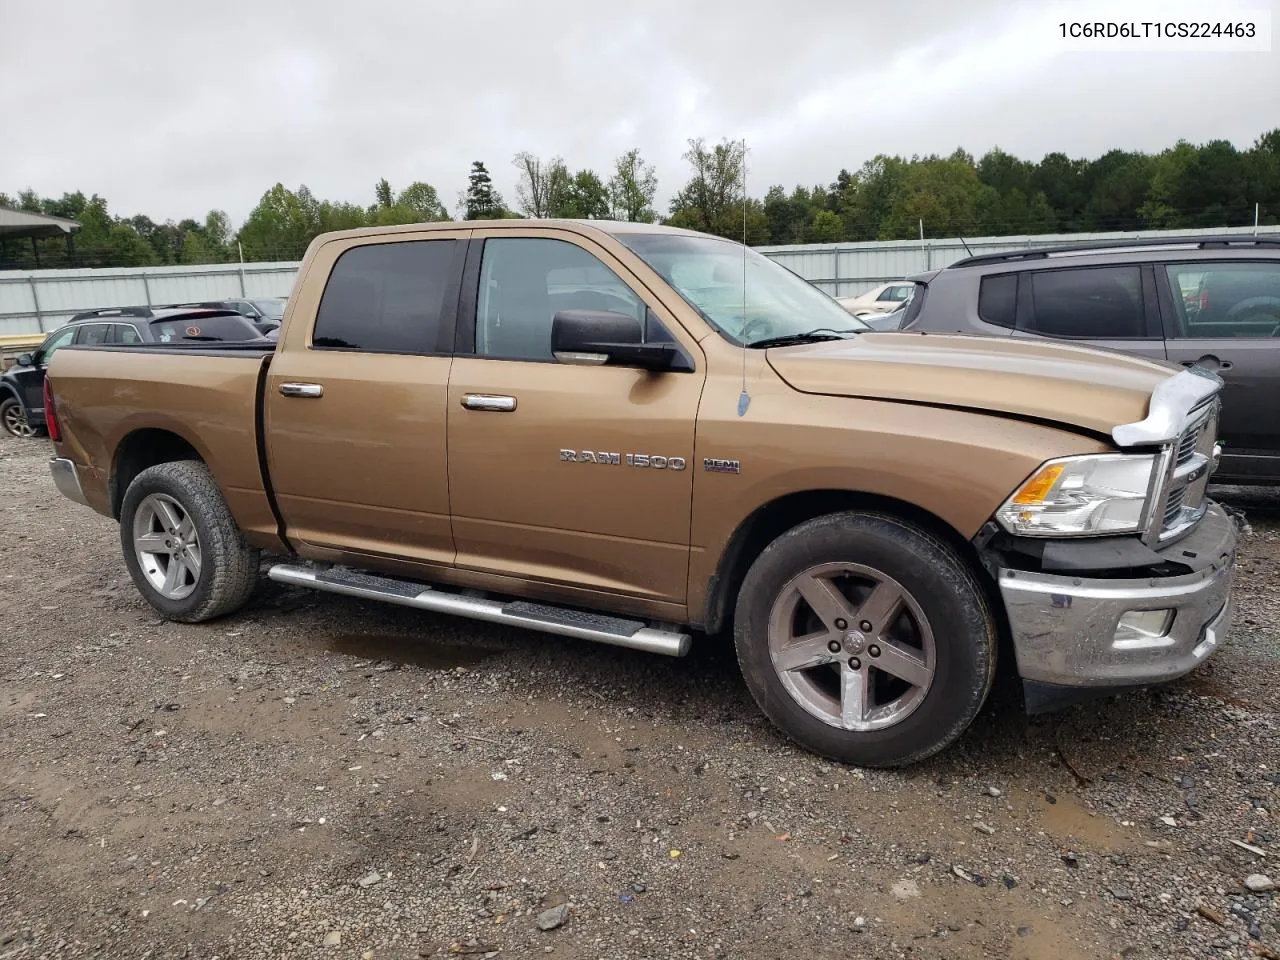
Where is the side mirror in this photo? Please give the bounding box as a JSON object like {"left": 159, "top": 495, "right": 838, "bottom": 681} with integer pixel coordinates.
{"left": 16, "top": 353, "right": 33, "bottom": 367}
{"left": 551, "top": 310, "right": 680, "bottom": 372}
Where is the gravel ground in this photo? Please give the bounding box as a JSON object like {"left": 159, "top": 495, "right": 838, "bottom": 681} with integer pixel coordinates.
{"left": 2, "top": 433, "right": 1279, "bottom": 960}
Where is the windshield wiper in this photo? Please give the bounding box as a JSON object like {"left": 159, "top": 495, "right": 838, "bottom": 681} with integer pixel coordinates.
{"left": 746, "top": 328, "right": 860, "bottom": 349}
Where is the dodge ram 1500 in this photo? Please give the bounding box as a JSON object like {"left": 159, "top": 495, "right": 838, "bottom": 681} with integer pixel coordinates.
{"left": 44, "top": 219, "right": 1236, "bottom": 767}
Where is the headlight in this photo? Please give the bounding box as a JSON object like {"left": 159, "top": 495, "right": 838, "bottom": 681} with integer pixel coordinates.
{"left": 996, "top": 454, "right": 1158, "bottom": 537}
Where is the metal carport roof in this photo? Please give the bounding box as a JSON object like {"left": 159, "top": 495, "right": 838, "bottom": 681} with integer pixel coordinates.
{"left": 0, "top": 207, "right": 81, "bottom": 240}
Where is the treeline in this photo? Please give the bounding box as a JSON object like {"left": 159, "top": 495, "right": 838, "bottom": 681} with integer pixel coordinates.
{"left": 3, "top": 129, "right": 1278, "bottom": 270}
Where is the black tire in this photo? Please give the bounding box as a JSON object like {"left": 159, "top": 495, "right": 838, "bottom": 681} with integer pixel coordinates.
{"left": 733, "top": 511, "right": 997, "bottom": 768}
{"left": 119, "top": 460, "right": 259, "bottom": 622}
{"left": 1, "top": 396, "right": 37, "bottom": 438}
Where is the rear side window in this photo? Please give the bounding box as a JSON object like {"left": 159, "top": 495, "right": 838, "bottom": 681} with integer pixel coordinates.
{"left": 113, "top": 324, "right": 143, "bottom": 344}
{"left": 1165, "top": 262, "right": 1280, "bottom": 338}
{"left": 1027, "top": 266, "right": 1146, "bottom": 339}
{"left": 313, "top": 240, "right": 459, "bottom": 354}
{"left": 977, "top": 274, "right": 1017, "bottom": 328}
{"left": 76, "top": 323, "right": 111, "bottom": 345}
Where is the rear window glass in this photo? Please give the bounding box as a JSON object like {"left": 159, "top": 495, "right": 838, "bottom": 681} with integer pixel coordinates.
{"left": 977, "top": 274, "right": 1017, "bottom": 328}
{"left": 151, "top": 315, "right": 260, "bottom": 342}
{"left": 313, "top": 240, "right": 458, "bottom": 354}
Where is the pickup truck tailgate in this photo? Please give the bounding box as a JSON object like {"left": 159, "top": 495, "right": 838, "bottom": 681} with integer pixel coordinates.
{"left": 48, "top": 346, "right": 277, "bottom": 543}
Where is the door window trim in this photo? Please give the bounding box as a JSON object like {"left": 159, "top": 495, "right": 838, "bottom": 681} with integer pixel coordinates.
{"left": 454, "top": 234, "right": 699, "bottom": 372}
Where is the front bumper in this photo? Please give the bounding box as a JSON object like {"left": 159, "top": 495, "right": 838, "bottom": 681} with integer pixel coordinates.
{"left": 998, "top": 501, "right": 1236, "bottom": 693}
{"left": 49, "top": 457, "right": 89, "bottom": 507}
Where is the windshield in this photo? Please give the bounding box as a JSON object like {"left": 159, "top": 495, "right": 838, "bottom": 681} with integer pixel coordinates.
{"left": 150, "top": 315, "right": 263, "bottom": 342}
{"left": 615, "top": 233, "right": 868, "bottom": 345}
{"left": 252, "top": 298, "right": 286, "bottom": 320}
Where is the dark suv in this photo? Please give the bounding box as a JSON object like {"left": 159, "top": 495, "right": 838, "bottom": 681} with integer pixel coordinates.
{"left": 898, "top": 236, "right": 1280, "bottom": 485}
{"left": 0, "top": 306, "right": 267, "bottom": 437}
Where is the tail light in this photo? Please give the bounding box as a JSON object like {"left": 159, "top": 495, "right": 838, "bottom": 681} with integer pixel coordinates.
{"left": 43, "top": 377, "right": 61, "bottom": 442}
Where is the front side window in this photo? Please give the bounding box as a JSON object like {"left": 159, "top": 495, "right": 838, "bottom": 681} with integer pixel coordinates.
{"left": 1028, "top": 266, "right": 1146, "bottom": 339}
{"left": 35, "top": 326, "right": 77, "bottom": 365}
{"left": 313, "top": 240, "right": 459, "bottom": 353}
{"left": 615, "top": 233, "right": 868, "bottom": 346}
{"left": 475, "top": 238, "right": 646, "bottom": 361}
{"left": 1165, "top": 262, "right": 1280, "bottom": 338}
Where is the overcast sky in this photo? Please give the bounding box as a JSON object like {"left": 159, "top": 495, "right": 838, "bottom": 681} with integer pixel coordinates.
{"left": 2, "top": 0, "right": 1275, "bottom": 226}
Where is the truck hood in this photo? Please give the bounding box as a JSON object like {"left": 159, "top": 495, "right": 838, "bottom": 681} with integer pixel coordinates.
{"left": 766, "top": 332, "right": 1175, "bottom": 439}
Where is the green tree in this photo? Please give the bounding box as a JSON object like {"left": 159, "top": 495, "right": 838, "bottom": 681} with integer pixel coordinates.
{"left": 374, "top": 177, "right": 394, "bottom": 210}
{"left": 560, "top": 170, "right": 610, "bottom": 219}
{"left": 807, "top": 209, "right": 843, "bottom": 243}
{"left": 396, "top": 181, "right": 449, "bottom": 221}
{"left": 667, "top": 138, "right": 748, "bottom": 238}
{"left": 464, "top": 162, "right": 504, "bottom": 220}
{"left": 237, "top": 184, "right": 323, "bottom": 260}
{"left": 608, "top": 148, "right": 658, "bottom": 222}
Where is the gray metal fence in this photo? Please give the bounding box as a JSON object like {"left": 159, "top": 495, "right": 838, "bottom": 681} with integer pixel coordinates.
{"left": 0, "top": 261, "right": 299, "bottom": 335}
{"left": 4, "top": 224, "right": 1279, "bottom": 335}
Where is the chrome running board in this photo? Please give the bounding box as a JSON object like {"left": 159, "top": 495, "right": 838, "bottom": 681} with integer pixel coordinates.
{"left": 267, "top": 563, "right": 691, "bottom": 657}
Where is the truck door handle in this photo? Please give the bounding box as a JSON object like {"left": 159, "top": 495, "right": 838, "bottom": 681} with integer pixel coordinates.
{"left": 461, "top": 394, "right": 517, "bottom": 412}
{"left": 279, "top": 382, "right": 324, "bottom": 398}
{"left": 1181, "top": 355, "right": 1232, "bottom": 371}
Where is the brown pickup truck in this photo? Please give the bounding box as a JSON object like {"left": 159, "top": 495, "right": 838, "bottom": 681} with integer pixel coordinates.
{"left": 44, "top": 220, "right": 1237, "bottom": 767}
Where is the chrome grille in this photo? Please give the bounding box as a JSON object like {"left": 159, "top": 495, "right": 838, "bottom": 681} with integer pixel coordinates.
{"left": 1162, "top": 488, "right": 1186, "bottom": 528}
{"left": 1153, "top": 399, "right": 1219, "bottom": 543}
{"left": 1175, "top": 424, "right": 1200, "bottom": 466}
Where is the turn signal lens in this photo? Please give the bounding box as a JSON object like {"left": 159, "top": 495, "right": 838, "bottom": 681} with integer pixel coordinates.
{"left": 1011, "top": 463, "right": 1065, "bottom": 505}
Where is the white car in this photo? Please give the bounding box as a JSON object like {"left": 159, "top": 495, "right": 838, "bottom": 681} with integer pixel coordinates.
{"left": 836, "top": 282, "right": 917, "bottom": 316}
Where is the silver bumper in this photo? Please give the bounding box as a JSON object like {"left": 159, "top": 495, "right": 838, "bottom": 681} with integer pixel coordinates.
{"left": 49, "top": 457, "right": 89, "bottom": 507}
{"left": 999, "top": 502, "right": 1236, "bottom": 688}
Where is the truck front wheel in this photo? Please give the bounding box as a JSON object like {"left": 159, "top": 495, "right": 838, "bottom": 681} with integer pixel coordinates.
{"left": 734, "top": 511, "right": 997, "bottom": 768}
{"left": 119, "top": 460, "right": 259, "bottom": 622}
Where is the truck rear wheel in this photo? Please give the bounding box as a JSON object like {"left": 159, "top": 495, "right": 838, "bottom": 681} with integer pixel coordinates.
{"left": 734, "top": 511, "right": 997, "bottom": 768}
{"left": 119, "top": 460, "right": 259, "bottom": 623}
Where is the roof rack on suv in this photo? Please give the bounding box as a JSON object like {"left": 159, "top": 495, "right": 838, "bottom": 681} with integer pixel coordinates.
{"left": 948, "top": 235, "right": 1280, "bottom": 269}
{"left": 69, "top": 306, "right": 156, "bottom": 320}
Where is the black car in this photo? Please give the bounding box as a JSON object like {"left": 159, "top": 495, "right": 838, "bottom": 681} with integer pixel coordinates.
{"left": 895, "top": 235, "right": 1280, "bottom": 485}
{"left": 170, "top": 297, "right": 287, "bottom": 335}
{"left": 0, "top": 307, "right": 268, "bottom": 437}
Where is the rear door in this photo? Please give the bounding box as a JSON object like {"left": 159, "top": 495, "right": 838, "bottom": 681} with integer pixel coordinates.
{"left": 264, "top": 228, "right": 469, "bottom": 566}
{"left": 1011, "top": 264, "right": 1169, "bottom": 363}
{"left": 1158, "top": 260, "right": 1280, "bottom": 478}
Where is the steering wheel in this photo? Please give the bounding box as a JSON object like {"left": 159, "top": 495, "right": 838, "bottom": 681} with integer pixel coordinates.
{"left": 739, "top": 315, "right": 776, "bottom": 342}
{"left": 1222, "top": 297, "right": 1280, "bottom": 335}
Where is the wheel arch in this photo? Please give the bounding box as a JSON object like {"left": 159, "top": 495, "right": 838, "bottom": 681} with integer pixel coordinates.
{"left": 110, "top": 428, "right": 204, "bottom": 519}
{"left": 699, "top": 489, "right": 1000, "bottom": 637}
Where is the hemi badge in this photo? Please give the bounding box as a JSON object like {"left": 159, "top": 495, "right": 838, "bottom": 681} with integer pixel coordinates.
{"left": 703, "top": 458, "right": 741, "bottom": 474}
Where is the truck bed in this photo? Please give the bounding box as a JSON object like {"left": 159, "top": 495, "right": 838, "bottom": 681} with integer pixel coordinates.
{"left": 47, "top": 343, "right": 280, "bottom": 545}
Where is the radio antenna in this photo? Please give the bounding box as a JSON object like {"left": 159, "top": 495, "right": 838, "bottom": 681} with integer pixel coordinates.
{"left": 738, "top": 137, "right": 751, "bottom": 417}
{"left": 958, "top": 236, "right": 974, "bottom": 257}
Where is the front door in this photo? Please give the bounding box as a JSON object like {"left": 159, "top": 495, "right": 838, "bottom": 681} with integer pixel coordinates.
{"left": 1159, "top": 260, "right": 1280, "bottom": 480}
{"left": 264, "top": 230, "right": 469, "bottom": 566}
{"left": 446, "top": 232, "right": 705, "bottom": 604}
{"left": 16, "top": 325, "right": 77, "bottom": 414}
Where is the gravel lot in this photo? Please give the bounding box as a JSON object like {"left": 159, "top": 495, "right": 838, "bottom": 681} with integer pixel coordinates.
{"left": 2, "top": 433, "right": 1279, "bottom": 960}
